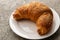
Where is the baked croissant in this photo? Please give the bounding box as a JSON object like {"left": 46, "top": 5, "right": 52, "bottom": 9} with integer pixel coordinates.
{"left": 13, "top": 2, "right": 53, "bottom": 35}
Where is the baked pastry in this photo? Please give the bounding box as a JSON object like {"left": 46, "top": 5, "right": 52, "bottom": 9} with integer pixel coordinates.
{"left": 13, "top": 2, "right": 53, "bottom": 35}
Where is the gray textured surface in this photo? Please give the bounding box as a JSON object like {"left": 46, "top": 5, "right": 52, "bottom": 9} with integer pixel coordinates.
{"left": 0, "top": 0, "right": 60, "bottom": 40}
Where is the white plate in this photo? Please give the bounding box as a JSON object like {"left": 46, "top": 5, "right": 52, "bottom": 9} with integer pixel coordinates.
{"left": 9, "top": 8, "right": 60, "bottom": 39}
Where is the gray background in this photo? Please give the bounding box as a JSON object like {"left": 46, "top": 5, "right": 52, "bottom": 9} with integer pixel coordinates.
{"left": 0, "top": 0, "right": 60, "bottom": 40}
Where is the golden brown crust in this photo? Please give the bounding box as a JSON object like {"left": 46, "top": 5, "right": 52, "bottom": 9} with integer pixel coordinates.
{"left": 13, "top": 2, "right": 53, "bottom": 35}
{"left": 36, "top": 12, "right": 53, "bottom": 35}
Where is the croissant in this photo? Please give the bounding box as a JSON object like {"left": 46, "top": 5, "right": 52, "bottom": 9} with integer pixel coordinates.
{"left": 13, "top": 2, "right": 53, "bottom": 35}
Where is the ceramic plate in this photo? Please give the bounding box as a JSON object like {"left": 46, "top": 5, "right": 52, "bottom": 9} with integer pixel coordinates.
{"left": 9, "top": 8, "right": 60, "bottom": 39}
